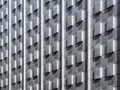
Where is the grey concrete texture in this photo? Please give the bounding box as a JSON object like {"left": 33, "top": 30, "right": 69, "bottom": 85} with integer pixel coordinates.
{"left": 0, "top": 0, "right": 120, "bottom": 90}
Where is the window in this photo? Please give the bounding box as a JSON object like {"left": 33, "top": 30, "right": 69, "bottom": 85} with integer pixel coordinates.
{"left": 45, "top": 45, "right": 51, "bottom": 56}
{"left": 76, "top": 10, "right": 84, "bottom": 23}
{"left": 106, "top": 63, "right": 116, "bottom": 77}
{"left": 106, "top": 39, "right": 115, "bottom": 54}
{"left": 66, "top": 15, "right": 74, "bottom": 28}
{"left": 52, "top": 5, "right": 59, "bottom": 17}
{"left": 106, "top": 0, "right": 116, "bottom": 8}
{"left": 66, "top": 75, "right": 74, "bottom": 86}
{"left": 94, "top": 67, "right": 103, "bottom": 80}
{"left": 52, "top": 42, "right": 59, "bottom": 53}
{"left": 94, "top": 0, "right": 103, "bottom": 14}
{"left": 44, "top": 27, "right": 51, "bottom": 39}
{"left": 52, "top": 60, "right": 59, "bottom": 71}
{"left": 76, "top": 31, "right": 84, "bottom": 43}
{"left": 52, "top": 78, "right": 59, "bottom": 89}
{"left": 94, "top": 22, "right": 103, "bottom": 36}
{"left": 106, "top": 16, "right": 116, "bottom": 31}
{"left": 66, "top": 55, "right": 74, "bottom": 67}
{"left": 45, "top": 63, "right": 51, "bottom": 73}
{"left": 66, "top": 0, "right": 74, "bottom": 9}
{"left": 45, "top": 81, "right": 52, "bottom": 90}
{"left": 52, "top": 23, "right": 59, "bottom": 35}
{"left": 76, "top": 72, "right": 84, "bottom": 84}
{"left": 76, "top": 52, "right": 84, "bottom": 64}
{"left": 66, "top": 35, "right": 74, "bottom": 47}
{"left": 94, "top": 44, "right": 102, "bottom": 58}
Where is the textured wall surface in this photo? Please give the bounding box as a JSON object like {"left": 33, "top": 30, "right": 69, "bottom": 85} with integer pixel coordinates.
{"left": 0, "top": 0, "right": 119, "bottom": 90}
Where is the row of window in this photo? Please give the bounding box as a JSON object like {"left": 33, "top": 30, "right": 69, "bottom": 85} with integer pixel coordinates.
{"left": 94, "top": 39, "right": 116, "bottom": 58}
{"left": 12, "top": 0, "right": 22, "bottom": 11}
{"left": 11, "top": 58, "right": 22, "bottom": 70}
{"left": 66, "top": 31, "right": 84, "bottom": 47}
{"left": 64, "top": 63, "right": 115, "bottom": 87}
{"left": 0, "top": 0, "right": 7, "bottom": 7}
{"left": 94, "top": 16, "right": 116, "bottom": 36}
{"left": 0, "top": 78, "right": 8, "bottom": 88}
{"left": 27, "top": 84, "right": 39, "bottom": 90}
{"left": 26, "top": 1, "right": 39, "bottom": 15}
{"left": 26, "top": 67, "right": 39, "bottom": 80}
{"left": 0, "top": 29, "right": 8, "bottom": 36}
{"left": 94, "top": 63, "right": 116, "bottom": 80}
{"left": 44, "top": 23, "right": 60, "bottom": 39}
{"left": 94, "top": 0, "right": 116, "bottom": 15}
{"left": 66, "top": 0, "right": 82, "bottom": 9}
{"left": 44, "top": 6, "right": 59, "bottom": 21}
{"left": 27, "top": 18, "right": 39, "bottom": 31}
{"left": 12, "top": 73, "right": 22, "bottom": 85}
{"left": 12, "top": 43, "right": 22, "bottom": 54}
{"left": 12, "top": 29, "right": 22, "bottom": 40}
{"left": 0, "top": 22, "right": 8, "bottom": 31}
{"left": 27, "top": 51, "right": 39, "bottom": 64}
{"left": 26, "top": 35, "right": 39, "bottom": 48}
{"left": 44, "top": 42, "right": 59, "bottom": 56}
{"left": 11, "top": 13, "right": 22, "bottom": 25}
{"left": 0, "top": 63, "right": 8, "bottom": 74}
{"left": 66, "top": 52, "right": 84, "bottom": 67}
{"left": 44, "top": 60, "right": 59, "bottom": 74}
{"left": 0, "top": 9, "right": 8, "bottom": 20}
{"left": 66, "top": 72, "right": 84, "bottom": 86}
{"left": 0, "top": 7, "right": 8, "bottom": 17}
{"left": 66, "top": 11, "right": 84, "bottom": 28}
{"left": 45, "top": 78, "right": 59, "bottom": 90}
{"left": 0, "top": 37, "right": 8, "bottom": 47}
{"left": 44, "top": 56, "right": 84, "bottom": 74}
{"left": 0, "top": 50, "right": 8, "bottom": 60}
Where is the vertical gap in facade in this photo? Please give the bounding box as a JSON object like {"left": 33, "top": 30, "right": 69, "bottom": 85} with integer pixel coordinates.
{"left": 40, "top": 0, "right": 44, "bottom": 90}
{"left": 85, "top": 0, "right": 88, "bottom": 89}
{"left": 23, "top": 0, "right": 26, "bottom": 90}
{"left": 61, "top": 0, "right": 65, "bottom": 90}
{"left": 38, "top": 0, "right": 40, "bottom": 89}
{"left": 87, "top": 0, "right": 92, "bottom": 90}
{"left": 8, "top": 0, "right": 11, "bottom": 90}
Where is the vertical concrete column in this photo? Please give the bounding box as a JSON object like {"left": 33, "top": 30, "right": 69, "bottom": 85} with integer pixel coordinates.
{"left": 23, "top": 0, "right": 26, "bottom": 90}
{"left": 40, "top": 0, "right": 44, "bottom": 90}
{"left": 87, "top": 0, "right": 92, "bottom": 90}
{"left": 61, "top": 0, "right": 65, "bottom": 90}
{"left": 8, "top": 0, "right": 11, "bottom": 89}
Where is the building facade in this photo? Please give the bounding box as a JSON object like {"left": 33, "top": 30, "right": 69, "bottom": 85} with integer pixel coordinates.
{"left": 0, "top": 0, "right": 119, "bottom": 90}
